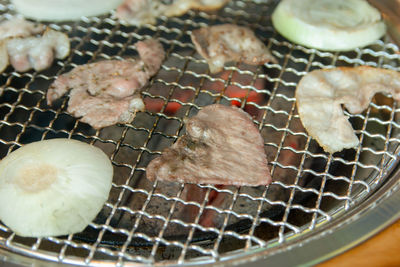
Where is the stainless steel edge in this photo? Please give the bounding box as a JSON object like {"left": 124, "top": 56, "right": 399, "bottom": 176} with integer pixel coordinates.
{"left": 215, "top": 165, "right": 400, "bottom": 267}
{"left": 0, "top": 250, "right": 64, "bottom": 267}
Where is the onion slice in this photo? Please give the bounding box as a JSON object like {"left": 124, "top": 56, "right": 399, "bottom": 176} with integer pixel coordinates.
{"left": 271, "top": 0, "right": 386, "bottom": 51}
{"left": 11, "top": 0, "right": 123, "bottom": 21}
{"left": 0, "top": 139, "right": 113, "bottom": 237}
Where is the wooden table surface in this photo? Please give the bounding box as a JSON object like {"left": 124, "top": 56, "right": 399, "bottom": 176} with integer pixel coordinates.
{"left": 319, "top": 220, "right": 400, "bottom": 267}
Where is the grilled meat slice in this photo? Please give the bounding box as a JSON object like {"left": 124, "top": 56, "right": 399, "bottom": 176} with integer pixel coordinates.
{"left": 116, "top": 0, "right": 230, "bottom": 26}
{"left": 296, "top": 66, "right": 400, "bottom": 153}
{"left": 7, "top": 29, "right": 69, "bottom": 72}
{"left": 191, "top": 24, "right": 277, "bottom": 73}
{"left": 95, "top": 62, "right": 308, "bottom": 235}
{"left": 47, "top": 38, "right": 165, "bottom": 129}
{"left": 0, "top": 17, "right": 44, "bottom": 39}
{"left": 0, "top": 17, "right": 69, "bottom": 73}
{"left": 146, "top": 104, "right": 272, "bottom": 186}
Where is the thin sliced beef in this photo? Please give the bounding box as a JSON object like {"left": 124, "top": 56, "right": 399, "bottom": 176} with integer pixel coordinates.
{"left": 46, "top": 38, "right": 165, "bottom": 129}
{"left": 146, "top": 104, "right": 272, "bottom": 186}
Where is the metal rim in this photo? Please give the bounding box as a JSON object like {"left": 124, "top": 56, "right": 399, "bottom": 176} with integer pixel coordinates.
{"left": 218, "top": 163, "right": 400, "bottom": 266}
{"left": 1, "top": 0, "right": 400, "bottom": 265}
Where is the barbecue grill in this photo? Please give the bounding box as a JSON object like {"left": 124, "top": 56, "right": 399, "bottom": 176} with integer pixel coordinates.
{"left": 0, "top": 0, "right": 400, "bottom": 266}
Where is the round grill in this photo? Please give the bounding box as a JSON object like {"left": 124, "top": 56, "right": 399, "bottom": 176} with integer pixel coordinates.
{"left": 0, "top": 0, "right": 400, "bottom": 266}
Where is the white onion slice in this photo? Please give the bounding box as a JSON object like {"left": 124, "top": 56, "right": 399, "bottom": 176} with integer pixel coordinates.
{"left": 11, "top": 0, "right": 123, "bottom": 21}
{"left": 0, "top": 139, "right": 113, "bottom": 237}
{"left": 271, "top": 0, "right": 386, "bottom": 51}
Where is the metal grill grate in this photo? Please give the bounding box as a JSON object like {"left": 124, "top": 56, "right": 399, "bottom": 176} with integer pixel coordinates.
{"left": 0, "top": 0, "right": 400, "bottom": 265}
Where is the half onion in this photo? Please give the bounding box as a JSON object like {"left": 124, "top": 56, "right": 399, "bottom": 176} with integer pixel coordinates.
{"left": 11, "top": 0, "right": 123, "bottom": 21}
{"left": 0, "top": 138, "right": 113, "bottom": 237}
{"left": 271, "top": 0, "right": 386, "bottom": 51}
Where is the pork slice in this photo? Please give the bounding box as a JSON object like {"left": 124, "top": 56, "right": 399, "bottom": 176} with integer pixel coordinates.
{"left": 0, "top": 17, "right": 44, "bottom": 40}
{"left": 191, "top": 24, "right": 277, "bottom": 73}
{"left": 46, "top": 38, "right": 164, "bottom": 129}
{"left": 146, "top": 104, "right": 272, "bottom": 186}
{"left": 7, "top": 29, "right": 70, "bottom": 72}
{"left": 136, "top": 38, "right": 165, "bottom": 75}
{"left": 296, "top": 66, "right": 400, "bottom": 153}
{"left": 116, "top": 0, "right": 230, "bottom": 26}
{"left": 0, "top": 17, "right": 69, "bottom": 73}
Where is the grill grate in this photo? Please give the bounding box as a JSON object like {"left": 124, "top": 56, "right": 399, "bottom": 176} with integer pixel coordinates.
{"left": 0, "top": 0, "right": 400, "bottom": 265}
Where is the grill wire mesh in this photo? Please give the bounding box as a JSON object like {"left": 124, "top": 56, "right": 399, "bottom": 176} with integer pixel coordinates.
{"left": 0, "top": 0, "right": 400, "bottom": 265}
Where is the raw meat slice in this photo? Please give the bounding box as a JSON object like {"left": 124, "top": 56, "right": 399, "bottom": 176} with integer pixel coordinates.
{"left": 146, "top": 104, "right": 272, "bottom": 186}
{"left": 191, "top": 24, "right": 277, "bottom": 73}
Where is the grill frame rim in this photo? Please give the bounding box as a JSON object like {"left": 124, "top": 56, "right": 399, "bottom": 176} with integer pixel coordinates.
{"left": 220, "top": 164, "right": 400, "bottom": 267}
{"left": 1, "top": 0, "right": 400, "bottom": 265}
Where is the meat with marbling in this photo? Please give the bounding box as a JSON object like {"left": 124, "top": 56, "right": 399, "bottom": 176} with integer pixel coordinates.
{"left": 0, "top": 17, "right": 69, "bottom": 73}
{"left": 47, "top": 38, "right": 165, "bottom": 129}
{"left": 116, "top": 0, "right": 230, "bottom": 25}
{"left": 296, "top": 66, "right": 400, "bottom": 153}
{"left": 146, "top": 104, "right": 272, "bottom": 186}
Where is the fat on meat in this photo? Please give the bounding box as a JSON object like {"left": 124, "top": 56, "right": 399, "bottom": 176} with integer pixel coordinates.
{"left": 146, "top": 104, "right": 272, "bottom": 186}
{"left": 296, "top": 66, "right": 400, "bottom": 153}
{"left": 0, "top": 17, "right": 44, "bottom": 39}
{"left": 116, "top": 0, "right": 230, "bottom": 26}
{"left": 0, "top": 17, "right": 69, "bottom": 73}
{"left": 191, "top": 24, "right": 277, "bottom": 73}
{"left": 47, "top": 38, "right": 165, "bottom": 129}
